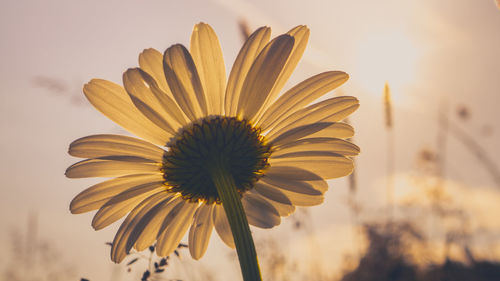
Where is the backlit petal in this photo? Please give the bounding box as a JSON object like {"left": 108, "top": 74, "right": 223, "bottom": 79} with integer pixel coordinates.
{"left": 213, "top": 204, "right": 235, "bottom": 248}
{"left": 236, "top": 34, "right": 294, "bottom": 120}
{"left": 267, "top": 96, "right": 359, "bottom": 140}
{"left": 303, "top": 122, "right": 355, "bottom": 139}
{"left": 188, "top": 204, "right": 214, "bottom": 260}
{"left": 225, "top": 27, "right": 271, "bottom": 116}
{"left": 247, "top": 188, "right": 295, "bottom": 216}
{"left": 262, "top": 174, "right": 323, "bottom": 196}
{"left": 156, "top": 201, "right": 198, "bottom": 257}
{"left": 242, "top": 193, "right": 280, "bottom": 228}
{"left": 269, "top": 153, "right": 354, "bottom": 179}
{"left": 253, "top": 182, "right": 292, "bottom": 205}
{"left": 83, "top": 79, "right": 171, "bottom": 146}
{"left": 273, "top": 138, "right": 360, "bottom": 157}
{"left": 70, "top": 174, "right": 164, "bottom": 214}
{"left": 254, "top": 25, "right": 310, "bottom": 120}
{"left": 65, "top": 158, "right": 161, "bottom": 178}
{"left": 138, "top": 48, "right": 172, "bottom": 98}
{"left": 257, "top": 71, "right": 349, "bottom": 131}
{"left": 92, "top": 182, "right": 165, "bottom": 230}
{"left": 163, "top": 44, "right": 208, "bottom": 121}
{"left": 124, "top": 68, "right": 187, "bottom": 131}
{"left": 279, "top": 189, "right": 324, "bottom": 207}
{"left": 133, "top": 196, "right": 183, "bottom": 251}
{"left": 190, "top": 23, "right": 226, "bottom": 115}
{"left": 111, "top": 192, "right": 171, "bottom": 262}
{"left": 69, "top": 134, "right": 164, "bottom": 161}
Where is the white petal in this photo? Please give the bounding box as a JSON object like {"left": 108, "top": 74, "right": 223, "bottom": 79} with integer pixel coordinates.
{"left": 279, "top": 189, "right": 324, "bottom": 206}
{"left": 124, "top": 68, "right": 187, "bottom": 131}
{"left": 323, "top": 105, "right": 359, "bottom": 123}
{"left": 269, "top": 153, "right": 354, "bottom": 180}
{"left": 65, "top": 158, "right": 160, "bottom": 178}
{"left": 111, "top": 192, "right": 171, "bottom": 263}
{"left": 267, "top": 96, "right": 359, "bottom": 140}
{"left": 188, "top": 204, "right": 214, "bottom": 260}
{"left": 247, "top": 189, "right": 295, "bottom": 217}
{"left": 83, "top": 79, "right": 171, "bottom": 146}
{"left": 253, "top": 182, "right": 292, "bottom": 205}
{"left": 190, "top": 23, "right": 226, "bottom": 115}
{"left": 135, "top": 66, "right": 188, "bottom": 127}
{"left": 138, "top": 48, "right": 173, "bottom": 99}
{"left": 133, "top": 196, "right": 184, "bottom": 251}
{"left": 257, "top": 71, "right": 349, "bottom": 131}
{"left": 264, "top": 165, "right": 329, "bottom": 193}
{"left": 306, "top": 122, "right": 355, "bottom": 139}
{"left": 237, "top": 34, "right": 294, "bottom": 120}
{"left": 70, "top": 174, "right": 164, "bottom": 214}
{"left": 273, "top": 137, "right": 360, "bottom": 157}
{"left": 156, "top": 201, "right": 198, "bottom": 257}
{"left": 261, "top": 174, "right": 323, "bottom": 196}
{"left": 91, "top": 182, "right": 166, "bottom": 230}
{"left": 254, "top": 25, "right": 310, "bottom": 121}
{"left": 212, "top": 204, "right": 235, "bottom": 248}
{"left": 163, "top": 44, "right": 208, "bottom": 120}
{"left": 225, "top": 27, "right": 271, "bottom": 116}
{"left": 265, "top": 201, "right": 295, "bottom": 217}
{"left": 269, "top": 122, "right": 356, "bottom": 145}
{"left": 127, "top": 195, "right": 180, "bottom": 252}
{"left": 269, "top": 122, "right": 333, "bottom": 146}
{"left": 128, "top": 95, "right": 178, "bottom": 135}
{"left": 69, "top": 134, "right": 165, "bottom": 161}
{"left": 263, "top": 165, "right": 324, "bottom": 181}
{"left": 242, "top": 193, "right": 280, "bottom": 228}
{"left": 253, "top": 180, "right": 325, "bottom": 207}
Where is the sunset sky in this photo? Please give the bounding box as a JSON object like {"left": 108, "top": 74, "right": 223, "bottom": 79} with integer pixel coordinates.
{"left": 1, "top": 0, "right": 499, "bottom": 280}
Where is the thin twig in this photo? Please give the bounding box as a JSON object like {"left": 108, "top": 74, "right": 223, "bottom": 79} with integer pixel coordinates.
{"left": 447, "top": 118, "right": 500, "bottom": 188}
{"left": 383, "top": 82, "right": 395, "bottom": 220}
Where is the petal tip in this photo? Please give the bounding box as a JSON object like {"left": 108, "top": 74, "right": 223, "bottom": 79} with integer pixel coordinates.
{"left": 69, "top": 200, "right": 78, "bottom": 214}
{"left": 64, "top": 167, "right": 73, "bottom": 178}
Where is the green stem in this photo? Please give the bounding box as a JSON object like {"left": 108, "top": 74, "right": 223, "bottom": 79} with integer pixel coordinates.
{"left": 211, "top": 166, "right": 262, "bottom": 281}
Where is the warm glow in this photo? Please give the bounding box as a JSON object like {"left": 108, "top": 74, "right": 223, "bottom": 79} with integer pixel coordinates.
{"left": 352, "top": 30, "right": 419, "bottom": 104}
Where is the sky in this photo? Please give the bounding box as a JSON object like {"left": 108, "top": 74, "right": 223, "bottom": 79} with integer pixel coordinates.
{"left": 0, "top": 0, "right": 499, "bottom": 280}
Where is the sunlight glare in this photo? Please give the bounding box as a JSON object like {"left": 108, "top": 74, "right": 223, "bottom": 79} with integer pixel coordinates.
{"left": 352, "top": 30, "right": 419, "bottom": 105}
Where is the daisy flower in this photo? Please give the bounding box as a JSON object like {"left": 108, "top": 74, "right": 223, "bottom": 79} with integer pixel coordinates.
{"left": 66, "top": 23, "right": 359, "bottom": 279}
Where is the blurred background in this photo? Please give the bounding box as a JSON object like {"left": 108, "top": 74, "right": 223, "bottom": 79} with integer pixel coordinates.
{"left": 1, "top": 0, "right": 500, "bottom": 280}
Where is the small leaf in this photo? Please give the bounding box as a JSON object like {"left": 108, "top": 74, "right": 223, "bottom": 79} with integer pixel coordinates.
{"left": 141, "top": 270, "right": 150, "bottom": 281}
{"left": 126, "top": 258, "right": 139, "bottom": 266}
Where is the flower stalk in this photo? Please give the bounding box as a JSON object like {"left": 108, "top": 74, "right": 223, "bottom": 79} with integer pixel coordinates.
{"left": 211, "top": 163, "right": 262, "bottom": 281}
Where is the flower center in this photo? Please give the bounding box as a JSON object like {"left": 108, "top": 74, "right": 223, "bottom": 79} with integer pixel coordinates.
{"left": 162, "top": 116, "right": 272, "bottom": 204}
